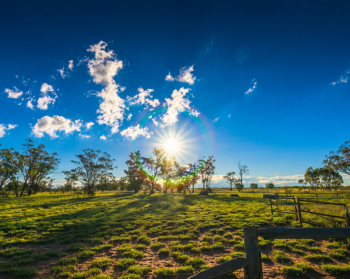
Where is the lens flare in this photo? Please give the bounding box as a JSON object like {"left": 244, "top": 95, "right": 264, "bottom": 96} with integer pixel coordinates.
{"left": 165, "top": 140, "right": 177, "bottom": 152}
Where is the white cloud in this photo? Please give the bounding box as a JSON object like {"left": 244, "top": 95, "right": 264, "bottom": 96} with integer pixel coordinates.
{"left": 127, "top": 113, "right": 132, "bottom": 121}
{"left": 58, "top": 60, "right": 74, "bottom": 78}
{"left": 37, "top": 83, "right": 57, "bottom": 110}
{"left": 165, "top": 72, "right": 174, "bottom": 81}
{"left": 4, "top": 87, "right": 23, "bottom": 99}
{"left": 330, "top": 71, "right": 349, "bottom": 86}
{"left": 85, "top": 122, "right": 94, "bottom": 129}
{"left": 245, "top": 79, "right": 257, "bottom": 94}
{"left": 120, "top": 124, "right": 152, "bottom": 140}
{"left": 87, "top": 41, "right": 125, "bottom": 134}
{"left": 68, "top": 60, "right": 74, "bottom": 70}
{"left": 127, "top": 88, "right": 160, "bottom": 108}
{"left": 228, "top": 114, "right": 231, "bottom": 118}
{"left": 0, "top": 124, "right": 17, "bottom": 138}
{"left": 27, "top": 99, "right": 34, "bottom": 110}
{"left": 32, "top": 115, "right": 82, "bottom": 138}
{"left": 152, "top": 118, "right": 159, "bottom": 126}
{"left": 161, "top": 87, "right": 199, "bottom": 126}
{"left": 100, "top": 135, "right": 107, "bottom": 140}
{"left": 214, "top": 117, "right": 220, "bottom": 122}
{"left": 166, "top": 66, "right": 196, "bottom": 85}
{"left": 79, "top": 134, "right": 90, "bottom": 138}
{"left": 57, "top": 68, "right": 67, "bottom": 78}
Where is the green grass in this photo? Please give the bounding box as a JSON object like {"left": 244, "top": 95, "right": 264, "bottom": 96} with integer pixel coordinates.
{"left": 1, "top": 191, "right": 350, "bottom": 278}
{"left": 322, "top": 264, "right": 350, "bottom": 275}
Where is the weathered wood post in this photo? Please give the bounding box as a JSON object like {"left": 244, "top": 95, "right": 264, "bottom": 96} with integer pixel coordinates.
{"left": 243, "top": 227, "right": 263, "bottom": 279}
{"left": 337, "top": 193, "right": 339, "bottom": 203}
{"left": 345, "top": 205, "right": 350, "bottom": 227}
{"left": 297, "top": 199, "right": 302, "bottom": 228}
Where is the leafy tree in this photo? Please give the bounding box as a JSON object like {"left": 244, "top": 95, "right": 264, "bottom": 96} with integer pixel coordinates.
{"left": 235, "top": 183, "right": 243, "bottom": 192}
{"left": 223, "top": 171, "right": 236, "bottom": 191}
{"left": 324, "top": 141, "right": 350, "bottom": 176}
{"left": 304, "top": 167, "right": 320, "bottom": 191}
{"left": 1, "top": 139, "right": 60, "bottom": 197}
{"left": 250, "top": 183, "right": 258, "bottom": 189}
{"left": 124, "top": 151, "right": 146, "bottom": 193}
{"left": 319, "top": 167, "right": 342, "bottom": 191}
{"left": 298, "top": 179, "right": 307, "bottom": 192}
{"left": 238, "top": 162, "right": 249, "bottom": 186}
{"left": 69, "top": 149, "right": 116, "bottom": 194}
{"left": 117, "top": 177, "right": 128, "bottom": 191}
{"left": 199, "top": 156, "right": 216, "bottom": 189}
{"left": 266, "top": 183, "right": 275, "bottom": 189}
{"left": 140, "top": 148, "right": 166, "bottom": 194}
{"left": 186, "top": 162, "right": 201, "bottom": 194}
{"left": 0, "top": 145, "right": 17, "bottom": 190}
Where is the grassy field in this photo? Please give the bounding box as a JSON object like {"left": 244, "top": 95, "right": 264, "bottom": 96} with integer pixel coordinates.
{"left": 1, "top": 191, "right": 350, "bottom": 279}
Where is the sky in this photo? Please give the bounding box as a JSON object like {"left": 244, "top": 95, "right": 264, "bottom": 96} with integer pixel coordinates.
{"left": 1, "top": 0, "right": 350, "bottom": 187}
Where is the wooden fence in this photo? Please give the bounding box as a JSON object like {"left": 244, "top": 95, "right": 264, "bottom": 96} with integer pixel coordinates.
{"left": 189, "top": 227, "right": 350, "bottom": 279}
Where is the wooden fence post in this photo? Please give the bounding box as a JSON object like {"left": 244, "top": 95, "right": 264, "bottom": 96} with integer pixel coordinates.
{"left": 345, "top": 205, "right": 350, "bottom": 227}
{"left": 337, "top": 193, "right": 339, "bottom": 203}
{"left": 297, "top": 200, "right": 302, "bottom": 228}
{"left": 243, "top": 227, "right": 263, "bottom": 279}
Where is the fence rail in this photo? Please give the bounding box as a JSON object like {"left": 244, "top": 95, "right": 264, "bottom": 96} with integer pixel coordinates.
{"left": 189, "top": 227, "right": 350, "bottom": 279}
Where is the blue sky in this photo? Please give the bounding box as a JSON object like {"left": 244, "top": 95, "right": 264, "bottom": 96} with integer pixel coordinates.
{"left": 1, "top": 0, "right": 350, "bottom": 187}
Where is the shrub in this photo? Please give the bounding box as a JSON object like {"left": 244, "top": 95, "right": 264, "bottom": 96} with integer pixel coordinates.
{"left": 126, "top": 265, "right": 151, "bottom": 276}
{"left": 186, "top": 257, "right": 206, "bottom": 268}
{"left": 266, "top": 183, "right": 275, "bottom": 189}
{"left": 90, "top": 258, "right": 112, "bottom": 268}
{"left": 199, "top": 190, "right": 208, "bottom": 195}
{"left": 115, "top": 258, "right": 137, "bottom": 269}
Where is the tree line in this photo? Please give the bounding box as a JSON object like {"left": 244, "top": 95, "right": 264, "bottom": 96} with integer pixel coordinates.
{"left": 0, "top": 140, "right": 217, "bottom": 197}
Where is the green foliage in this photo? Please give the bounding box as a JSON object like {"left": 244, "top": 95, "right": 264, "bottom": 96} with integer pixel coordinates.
{"left": 273, "top": 251, "right": 290, "bottom": 262}
{"left": 322, "top": 264, "right": 350, "bottom": 275}
{"left": 77, "top": 250, "right": 96, "bottom": 259}
{"left": 115, "top": 258, "right": 137, "bottom": 269}
{"left": 90, "top": 258, "right": 112, "bottom": 268}
{"left": 186, "top": 257, "right": 206, "bottom": 268}
{"left": 126, "top": 265, "right": 151, "bottom": 276}
{"left": 266, "top": 183, "right": 275, "bottom": 189}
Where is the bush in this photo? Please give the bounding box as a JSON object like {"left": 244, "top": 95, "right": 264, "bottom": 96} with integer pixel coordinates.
{"left": 199, "top": 190, "right": 208, "bottom": 195}
{"left": 250, "top": 183, "right": 258, "bottom": 189}
{"left": 235, "top": 183, "right": 243, "bottom": 192}
{"left": 266, "top": 183, "right": 275, "bottom": 189}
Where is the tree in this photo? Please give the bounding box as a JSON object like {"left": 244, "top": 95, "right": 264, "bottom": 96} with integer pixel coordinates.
{"left": 250, "top": 183, "right": 258, "bottom": 189}
{"left": 124, "top": 151, "right": 146, "bottom": 193}
{"left": 304, "top": 167, "right": 320, "bottom": 191}
{"left": 69, "top": 149, "right": 116, "bottom": 194}
{"left": 319, "top": 167, "right": 342, "bottom": 191}
{"left": 186, "top": 162, "right": 201, "bottom": 194}
{"left": 140, "top": 148, "right": 166, "bottom": 194}
{"left": 324, "top": 141, "right": 350, "bottom": 176}
{"left": 266, "top": 183, "right": 275, "bottom": 189}
{"left": 223, "top": 171, "right": 236, "bottom": 191}
{"left": 238, "top": 162, "right": 249, "bottom": 186}
{"left": 199, "top": 156, "right": 216, "bottom": 189}
{"left": 161, "top": 156, "right": 176, "bottom": 193}
{"left": 0, "top": 145, "right": 17, "bottom": 190}
{"left": 235, "top": 183, "right": 244, "bottom": 192}
{"left": 1, "top": 139, "right": 60, "bottom": 196}
{"left": 298, "top": 179, "right": 307, "bottom": 192}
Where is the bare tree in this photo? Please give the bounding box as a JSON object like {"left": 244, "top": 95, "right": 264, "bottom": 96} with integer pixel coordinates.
{"left": 238, "top": 161, "right": 249, "bottom": 187}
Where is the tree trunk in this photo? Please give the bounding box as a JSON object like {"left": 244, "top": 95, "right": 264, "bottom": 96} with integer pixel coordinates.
{"left": 20, "top": 183, "right": 27, "bottom": 197}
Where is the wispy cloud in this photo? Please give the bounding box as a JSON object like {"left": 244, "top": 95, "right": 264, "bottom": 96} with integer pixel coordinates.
{"left": 87, "top": 41, "right": 125, "bottom": 134}
{"left": 165, "top": 65, "right": 196, "bottom": 85}
{"left": 213, "top": 117, "right": 220, "bottom": 123}
{"left": 57, "top": 60, "right": 74, "bottom": 78}
{"left": 330, "top": 71, "right": 349, "bottom": 86}
{"left": 32, "top": 115, "right": 82, "bottom": 138}
{"left": 79, "top": 134, "right": 90, "bottom": 138}
{"left": 245, "top": 79, "right": 257, "bottom": 94}
{"left": 120, "top": 124, "right": 152, "bottom": 140}
{"left": 0, "top": 124, "right": 17, "bottom": 138}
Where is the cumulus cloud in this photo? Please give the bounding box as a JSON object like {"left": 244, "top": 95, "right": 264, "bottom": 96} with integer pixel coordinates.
{"left": 85, "top": 122, "right": 94, "bottom": 129}
{"left": 330, "top": 71, "right": 349, "bottom": 86}
{"left": 87, "top": 41, "right": 125, "bottom": 134}
{"left": 68, "top": 60, "right": 74, "bottom": 70}
{"left": 245, "top": 79, "right": 257, "bottom": 94}
{"left": 37, "top": 83, "right": 57, "bottom": 110}
{"left": 165, "top": 72, "right": 174, "bottom": 81}
{"left": 161, "top": 87, "right": 199, "bottom": 126}
{"left": 32, "top": 115, "right": 82, "bottom": 138}
{"left": 165, "top": 65, "right": 196, "bottom": 85}
{"left": 120, "top": 124, "right": 152, "bottom": 140}
{"left": 57, "top": 68, "right": 67, "bottom": 78}
{"left": 100, "top": 135, "right": 107, "bottom": 140}
{"left": 0, "top": 124, "right": 17, "bottom": 138}
{"left": 27, "top": 99, "right": 34, "bottom": 110}
{"left": 127, "top": 88, "right": 160, "bottom": 108}
{"left": 4, "top": 87, "right": 23, "bottom": 99}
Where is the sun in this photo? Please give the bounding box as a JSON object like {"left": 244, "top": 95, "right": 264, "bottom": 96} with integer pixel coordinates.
{"left": 165, "top": 140, "right": 177, "bottom": 152}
